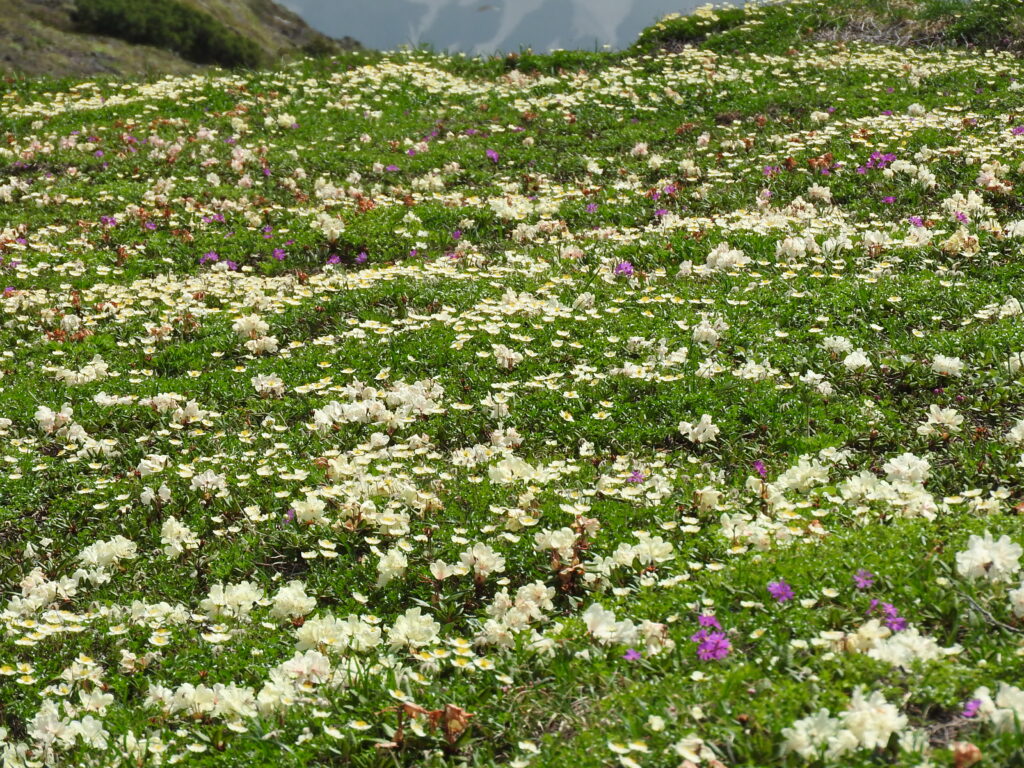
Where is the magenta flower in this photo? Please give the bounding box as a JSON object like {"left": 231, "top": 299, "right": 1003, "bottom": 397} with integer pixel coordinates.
{"left": 962, "top": 698, "right": 982, "bottom": 718}
{"left": 486, "top": 149, "right": 500, "bottom": 163}
{"left": 614, "top": 261, "right": 634, "bottom": 277}
{"left": 698, "top": 614, "right": 722, "bottom": 630}
{"left": 586, "top": 203, "right": 599, "bottom": 213}
{"left": 272, "top": 248, "right": 286, "bottom": 261}
{"left": 853, "top": 569, "right": 875, "bottom": 589}
{"left": 326, "top": 254, "right": 341, "bottom": 265}
{"left": 622, "top": 648, "right": 642, "bottom": 661}
{"left": 627, "top": 470, "right": 645, "bottom": 484}
{"left": 767, "top": 580, "right": 794, "bottom": 602}
{"left": 355, "top": 252, "right": 368, "bottom": 264}
{"left": 753, "top": 460, "right": 767, "bottom": 478}
{"left": 696, "top": 632, "right": 731, "bottom": 660}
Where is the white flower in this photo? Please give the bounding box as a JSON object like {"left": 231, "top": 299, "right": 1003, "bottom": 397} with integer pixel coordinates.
{"left": 972, "top": 683, "right": 1024, "bottom": 733}
{"left": 1008, "top": 583, "right": 1024, "bottom": 618}
{"left": 866, "top": 627, "right": 961, "bottom": 669}
{"left": 160, "top": 516, "right": 199, "bottom": 559}
{"left": 581, "top": 603, "right": 637, "bottom": 645}
{"left": 199, "top": 581, "right": 264, "bottom": 619}
{"left": 782, "top": 709, "right": 838, "bottom": 758}
{"left": 882, "top": 453, "right": 930, "bottom": 485}
{"left": 388, "top": 607, "right": 440, "bottom": 649}
{"left": 137, "top": 454, "right": 170, "bottom": 477}
{"left": 931, "top": 355, "right": 964, "bottom": 377}
{"left": 917, "top": 404, "right": 963, "bottom": 436}
{"left": 679, "top": 414, "right": 720, "bottom": 445}
{"left": 190, "top": 469, "right": 228, "bottom": 495}
{"left": 671, "top": 733, "right": 716, "bottom": 762}
{"left": 956, "top": 531, "right": 1022, "bottom": 583}
{"left": 232, "top": 314, "right": 268, "bottom": 339}
{"left": 252, "top": 374, "right": 285, "bottom": 398}
{"left": 270, "top": 580, "right": 316, "bottom": 621}
{"left": 1006, "top": 418, "right": 1024, "bottom": 445}
{"left": 842, "top": 349, "right": 872, "bottom": 372}
{"left": 823, "top": 336, "right": 853, "bottom": 354}
{"left": 459, "top": 543, "right": 506, "bottom": 579}
{"left": 376, "top": 547, "right": 408, "bottom": 587}
{"left": 78, "top": 535, "right": 137, "bottom": 569}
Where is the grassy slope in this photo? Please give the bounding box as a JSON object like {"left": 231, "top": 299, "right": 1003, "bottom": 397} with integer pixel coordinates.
{"left": 0, "top": 0, "right": 356, "bottom": 78}
{"left": 0, "top": 0, "right": 198, "bottom": 77}
{"left": 0, "top": 2, "right": 1024, "bottom": 767}
{"left": 632, "top": 0, "right": 1024, "bottom": 55}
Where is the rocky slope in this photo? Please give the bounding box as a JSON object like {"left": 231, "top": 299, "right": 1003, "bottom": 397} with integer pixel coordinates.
{"left": 0, "top": 0, "right": 358, "bottom": 78}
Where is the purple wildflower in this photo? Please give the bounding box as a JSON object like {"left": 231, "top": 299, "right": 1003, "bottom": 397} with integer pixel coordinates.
{"left": 853, "top": 569, "right": 875, "bottom": 589}
{"left": 753, "top": 460, "right": 767, "bottom": 478}
{"left": 885, "top": 615, "right": 908, "bottom": 632}
{"left": 622, "top": 648, "right": 642, "bottom": 661}
{"left": 355, "top": 252, "right": 368, "bottom": 264}
{"left": 698, "top": 614, "right": 722, "bottom": 630}
{"left": 627, "top": 470, "right": 645, "bottom": 484}
{"left": 614, "top": 261, "right": 634, "bottom": 277}
{"left": 908, "top": 216, "right": 924, "bottom": 227}
{"left": 767, "top": 580, "right": 794, "bottom": 603}
{"left": 586, "top": 203, "right": 598, "bottom": 213}
{"left": 486, "top": 149, "right": 500, "bottom": 163}
{"left": 272, "top": 248, "right": 286, "bottom": 261}
{"left": 199, "top": 251, "right": 218, "bottom": 264}
{"left": 1012, "top": 126, "right": 1024, "bottom": 135}
{"left": 962, "top": 699, "right": 982, "bottom": 718}
{"left": 696, "top": 632, "right": 731, "bottom": 661}
{"left": 882, "top": 196, "right": 896, "bottom": 204}
{"left": 385, "top": 164, "right": 399, "bottom": 172}
{"left": 326, "top": 254, "right": 341, "bottom": 265}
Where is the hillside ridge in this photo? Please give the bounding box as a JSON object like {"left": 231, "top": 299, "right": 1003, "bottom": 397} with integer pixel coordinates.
{"left": 0, "top": 0, "right": 359, "bottom": 78}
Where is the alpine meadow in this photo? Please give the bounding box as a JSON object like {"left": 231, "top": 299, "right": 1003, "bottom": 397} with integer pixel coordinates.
{"left": 3, "top": 1, "right": 1024, "bottom": 766}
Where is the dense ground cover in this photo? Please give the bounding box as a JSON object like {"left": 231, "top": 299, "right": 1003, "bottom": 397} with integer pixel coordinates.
{"left": 2, "top": 2, "right": 1024, "bottom": 765}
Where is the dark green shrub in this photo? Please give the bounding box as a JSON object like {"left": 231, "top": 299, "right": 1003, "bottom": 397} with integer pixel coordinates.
{"left": 72, "top": 0, "right": 266, "bottom": 68}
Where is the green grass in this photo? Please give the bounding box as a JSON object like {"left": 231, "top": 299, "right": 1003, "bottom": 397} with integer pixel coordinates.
{"left": 0, "top": 3, "right": 1024, "bottom": 766}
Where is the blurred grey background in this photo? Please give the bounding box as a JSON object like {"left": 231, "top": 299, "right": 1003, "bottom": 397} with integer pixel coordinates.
{"left": 281, "top": 0, "right": 703, "bottom": 54}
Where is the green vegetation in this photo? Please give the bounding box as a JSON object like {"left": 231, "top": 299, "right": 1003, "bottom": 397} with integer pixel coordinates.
{"left": 0, "top": 2, "right": 1023, "bottom": 766}
{"left": 71, "top": 0, "right": 266, "bottom": 68}
{"left": 633, "top": 0, "right": 1024, "bottom": 55}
